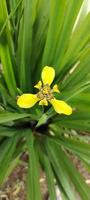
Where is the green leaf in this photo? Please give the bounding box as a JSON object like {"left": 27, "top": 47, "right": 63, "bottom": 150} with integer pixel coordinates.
{"left": 59, "top": 137, "right": 90, "bottom": 168}
{"left": 0, "top": 136, "right": 18, "bottom": 184}
{"left": 75, "top": 0, "right": 89, "bottom": 27}
{"left": 38, "top": 144, "right": 57, "bottom": 200}
{"left": 36, "top": 113, "right": 48, "bottom": 127}
{"left": 47, "top": 138, "right": 90, "bottom": 200}
{"left": 27, "top": 129, "right": 42, "bottom": 200}
{"left": 55, "top": 136, "right": 90, "bottom": 159}
{"left": 45, "top": 138, "right": 77, "bottom": 200}
{"left": 30, "top": 0, "right": 50, "bottom": 73}
{"left": 2, "top": 156, "right": 20, "bottom": 185}
{"left": 60, "top": 82, "right": 90, "bottom": 102}
{"left": 0, "top": 126, "right": 17, "bottom": 137}
{"left": 57, "top": 12, "right": 90, "bottom": 78}
{"left": 0, "top": 0, "right": 17, "bottom": 97}
{"left": 59, "top": 145, "right": 90, "bottom": 200}
{"left": 42, "top": 0, "right": 66, "bottom": 66}
{"left": 17, "top": 0, "right": 37, "bottom": 92}
{"left": 70, "top": 92, "right": 90, "bottom": 112}
{"left": 0, "top": 82, "right": 18, "bottom": 109}
{"left": 0, "top": 112, "right": 31, "bottom": 124}
{"left": 53, "top": 111, "right": 90, "bottom": 132}
{"left": 54, "top": 0, "right": 83, "bottom": 74}
{"left": 43, "top": 155, "right": 57, "bottom": 200}
{"left": 62, "top": 48, "right": 90, "bottom": 90}
{"left": 0, "top": 0, "right": 23, "bottom": 37}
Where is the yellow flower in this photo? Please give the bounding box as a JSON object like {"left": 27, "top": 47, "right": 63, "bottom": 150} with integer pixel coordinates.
{"left": 17, "top": 66, "right": 72, "bottom": 115}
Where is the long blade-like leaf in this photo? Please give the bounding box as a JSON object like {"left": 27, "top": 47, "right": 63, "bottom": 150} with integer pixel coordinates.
{"left": 27, "top": 130, "right": 42, "bottom": 200}
{"left": 0, "top": 0, "right": 17, "bottom": 97}
{"left": 17, "top": 0, "right": 37, "bottom": 92}
{"left": 0, "top": 136, "right": 18, "bottom": 184}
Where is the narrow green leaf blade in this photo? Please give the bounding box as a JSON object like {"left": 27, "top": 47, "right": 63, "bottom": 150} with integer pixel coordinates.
{"left": 18, "top": 0, "right": 37, "bottom": 92}
{"left": 0, "top": 0, "right": 17, "bottom": 97}
{"left": 0, "top": 136, "right": 18, "bottom": 185}
{"left": 0, "top": 112, "right": 30, "bottom": 124}
{"left": 38, "top": 145, "right": 56, "bottom": 200}
{"left": 47, "top": 138, "right": 90, "bottom": 200}
{"left": 27, "top": 130, "right": 42, "bottom": 200}
{"left": 45, "top": 139, "right": 77, "bottom": 200}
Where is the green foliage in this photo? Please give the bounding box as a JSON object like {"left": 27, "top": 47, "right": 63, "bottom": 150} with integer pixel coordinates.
{"left": 0, "top": 0, "right": 90, "bottom": 199}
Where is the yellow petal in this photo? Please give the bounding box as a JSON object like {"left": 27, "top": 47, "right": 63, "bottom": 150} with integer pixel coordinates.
{"left": 41, "top": 66, "right": 55, "bottom": 85}
{"left": 39, "top": 99, "right": 48, "bottom": 106}
{"left": 17, "top": 94, "right": 39, "bottom": 108}
{"left": 53, "top": 84, "right": 60, "bottom": 93}
{"left": 50, "top": 98, "right": 72, "bottom": 115}
{"left": 34, "top": 81, "right": 42, "bottom": 89}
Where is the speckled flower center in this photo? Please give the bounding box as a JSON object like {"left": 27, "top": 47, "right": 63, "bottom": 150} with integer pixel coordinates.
{"left": 37, "top": 84, "right": 54, "bottom": 100}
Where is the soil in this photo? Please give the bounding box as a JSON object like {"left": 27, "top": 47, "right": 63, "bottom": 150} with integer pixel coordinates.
{"left": 0, "top": 165, "right": 48, "bottom": 200}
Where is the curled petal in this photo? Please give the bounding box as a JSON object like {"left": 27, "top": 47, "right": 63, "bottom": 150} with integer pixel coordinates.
{"left": 50, "top": 98, "right": 72, "bottom": 115}
{"left": 53, "top": 84, "right": 60, "bottom": 93}
{"left": 34, "top": 81, "right": 42, "bottom": 89}
{"left": 39, "top": 99, "right": 48, "bottom": 106}
{"left": 17, "top": 94, "right": 39, "bottom": 108}
{"left": 41, "top": 66, "right": 55, "bottom": 85}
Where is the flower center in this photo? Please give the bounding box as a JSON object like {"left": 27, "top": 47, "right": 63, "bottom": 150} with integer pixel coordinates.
{"left": 37, "top": 84, "right": 54, "bottom": 100}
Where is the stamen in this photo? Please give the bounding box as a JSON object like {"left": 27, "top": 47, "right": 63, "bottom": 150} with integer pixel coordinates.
{"left": 36, "top": 84, "right": 54, "bottom": 102}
